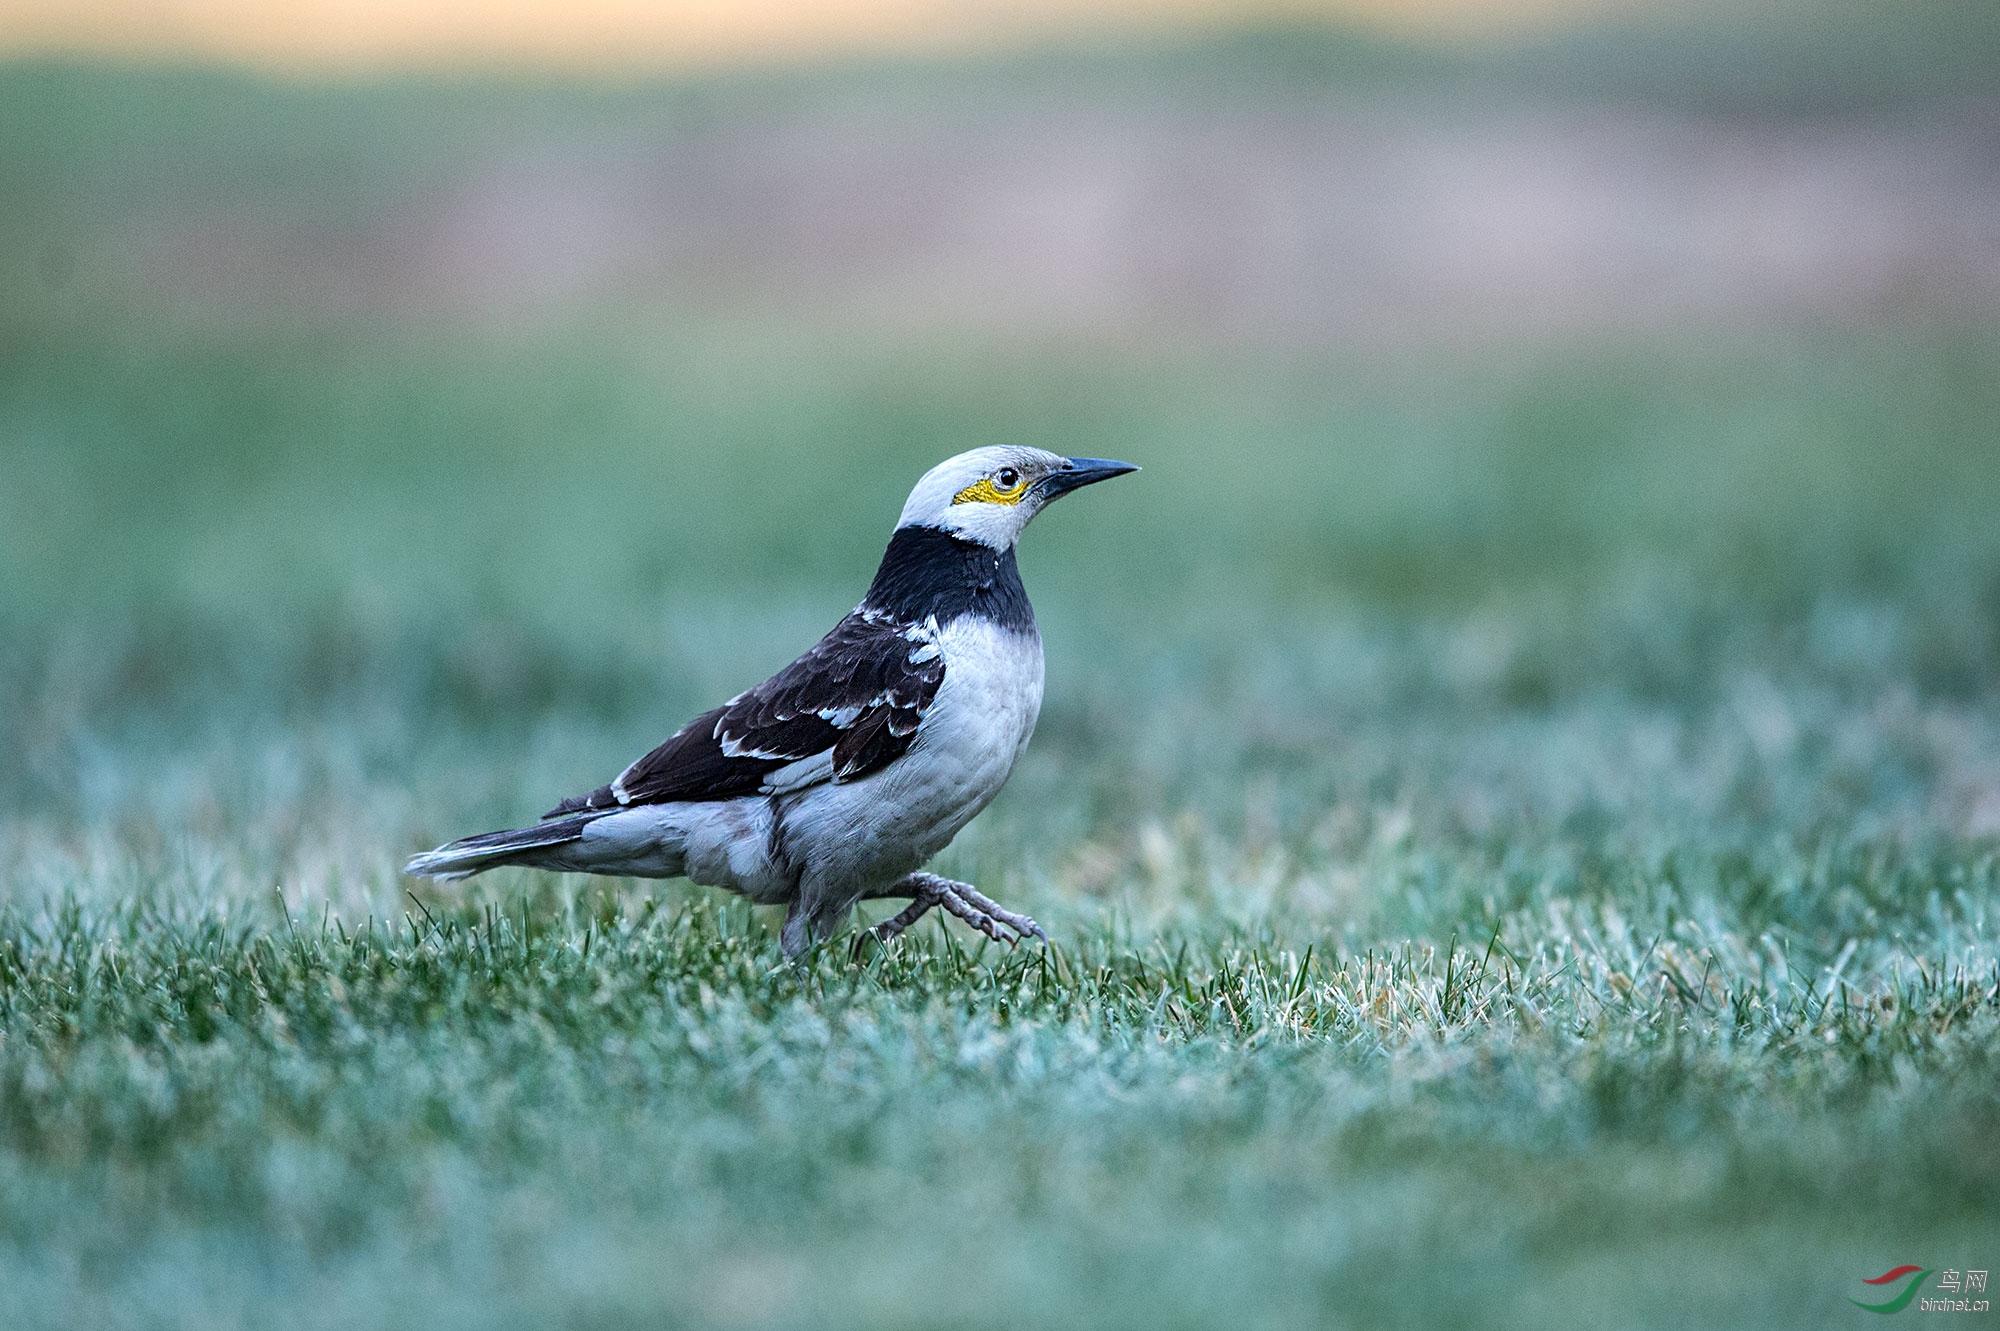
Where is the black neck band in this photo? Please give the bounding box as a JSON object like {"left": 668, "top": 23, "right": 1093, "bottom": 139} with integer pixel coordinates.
{"left": 861, "top": 526, "right": 1036, "bottom": 633}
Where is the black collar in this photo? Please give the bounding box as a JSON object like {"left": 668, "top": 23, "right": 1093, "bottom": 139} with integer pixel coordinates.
{"left": 861, "top": 526, "right": 1036, "bottom": 633}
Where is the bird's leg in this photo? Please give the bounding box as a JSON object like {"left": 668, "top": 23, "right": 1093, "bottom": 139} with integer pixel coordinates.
{"left": 865, "top": 891, "right": 941, "bottom": 945}
{"left": 780, "top": 900, "right": 814, "bottom": 960}
{"left": 863, "top": 871, "right": 1048, "bottom": 947}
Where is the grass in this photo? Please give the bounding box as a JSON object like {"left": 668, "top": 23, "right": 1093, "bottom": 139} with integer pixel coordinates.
{"left": 1, "top": 875, "right": 1994, "bottom": 1329}
{"left": 3, "top": 45, "right": 2000, "bottom": 1331}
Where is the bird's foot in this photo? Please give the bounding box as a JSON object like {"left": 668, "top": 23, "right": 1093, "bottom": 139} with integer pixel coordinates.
{"left": 945, "top": 880, "right": 1049, "bottom": 945}
{"left": 866, "top": 872, "right": 1048, "bottom": 949}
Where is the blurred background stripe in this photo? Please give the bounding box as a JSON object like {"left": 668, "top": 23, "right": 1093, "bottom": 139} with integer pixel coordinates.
{"left": 0, "top": 0, "right": 1682, "bottom": 69}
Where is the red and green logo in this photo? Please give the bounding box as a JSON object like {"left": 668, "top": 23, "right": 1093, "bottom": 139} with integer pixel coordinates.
{"left": 1851, "top": 1266, "right": 1930, "bottom": 1314}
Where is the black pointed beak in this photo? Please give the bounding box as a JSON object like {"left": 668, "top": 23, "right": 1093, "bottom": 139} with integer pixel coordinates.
{"left": 1040, "top": 456, "right": 1140, "bottom": 500}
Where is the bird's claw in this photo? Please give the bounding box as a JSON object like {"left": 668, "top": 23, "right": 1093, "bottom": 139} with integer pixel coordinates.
{"left": 865, "top": 873, "right": 1047, "bottom": 950}
{"left": 937, "top": 891, "right": 1013, "bottom": 946}
{"left": 948, "top": 881, "right": 1049, "bottom": 943}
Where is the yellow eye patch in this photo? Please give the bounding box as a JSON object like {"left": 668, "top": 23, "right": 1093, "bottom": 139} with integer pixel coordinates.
{"left": 952, "top": 475, "right": 1029, "bottom": 506}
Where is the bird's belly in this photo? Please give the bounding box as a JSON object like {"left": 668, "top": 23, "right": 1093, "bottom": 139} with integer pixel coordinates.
{"left": 574, "top": 798, "right": 795, "bottom": 903}
{"left": 783, "top": 617, "right": 1043, "bottom": 889}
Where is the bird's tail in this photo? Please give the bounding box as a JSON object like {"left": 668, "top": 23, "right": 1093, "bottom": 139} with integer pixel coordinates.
{"left": 403, "top": 815, "right": 595, "bottom": 882}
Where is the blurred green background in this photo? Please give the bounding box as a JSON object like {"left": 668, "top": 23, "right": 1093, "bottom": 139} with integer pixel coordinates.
{"left": 2, "top": 6, "right": 1998, "bottom": 1328}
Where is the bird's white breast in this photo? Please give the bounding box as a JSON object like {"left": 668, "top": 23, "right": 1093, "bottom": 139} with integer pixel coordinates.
{"left": 918, "top": 614, "right": 1045, "bottom": 813}
{"left": 777, "top": 614, "right": 1043, "bottom": 894}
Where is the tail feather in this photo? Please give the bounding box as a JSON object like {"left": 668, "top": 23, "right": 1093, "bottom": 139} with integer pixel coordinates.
{"left": 404, "top": 815, "right": 595, "bottom": 882}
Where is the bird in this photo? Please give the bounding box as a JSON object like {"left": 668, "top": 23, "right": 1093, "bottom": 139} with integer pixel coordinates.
{"left": 405, "top": 447, "right": 1137, "bottom": 957}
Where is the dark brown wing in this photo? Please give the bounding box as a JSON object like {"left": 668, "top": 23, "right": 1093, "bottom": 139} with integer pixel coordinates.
{"left": 543, "top": 612, "right": 944, "bottom": 817}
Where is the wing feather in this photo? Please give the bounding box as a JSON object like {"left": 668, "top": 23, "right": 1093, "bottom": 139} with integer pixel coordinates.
{"left": 542, "top": 612, "right": 944, "bottom": 817}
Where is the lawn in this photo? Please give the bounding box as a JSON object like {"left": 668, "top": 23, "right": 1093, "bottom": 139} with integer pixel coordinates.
{"left": 2, "top": 30, "right": 1999, "bottom": 1330}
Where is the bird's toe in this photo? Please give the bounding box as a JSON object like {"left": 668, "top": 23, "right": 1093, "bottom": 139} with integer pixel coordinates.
{"left": 950, "top": 883, "right": 1047, "bottom": 944}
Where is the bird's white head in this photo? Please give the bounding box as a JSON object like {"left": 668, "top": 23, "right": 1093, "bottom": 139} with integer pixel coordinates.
{"left": 895, "top": 446, "right": 1139, "bottom": 550}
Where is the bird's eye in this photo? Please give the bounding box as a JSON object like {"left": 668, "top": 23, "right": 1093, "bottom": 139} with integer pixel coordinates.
{"left": 950, "top": 465, "right": 1032, "bottom": 506}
